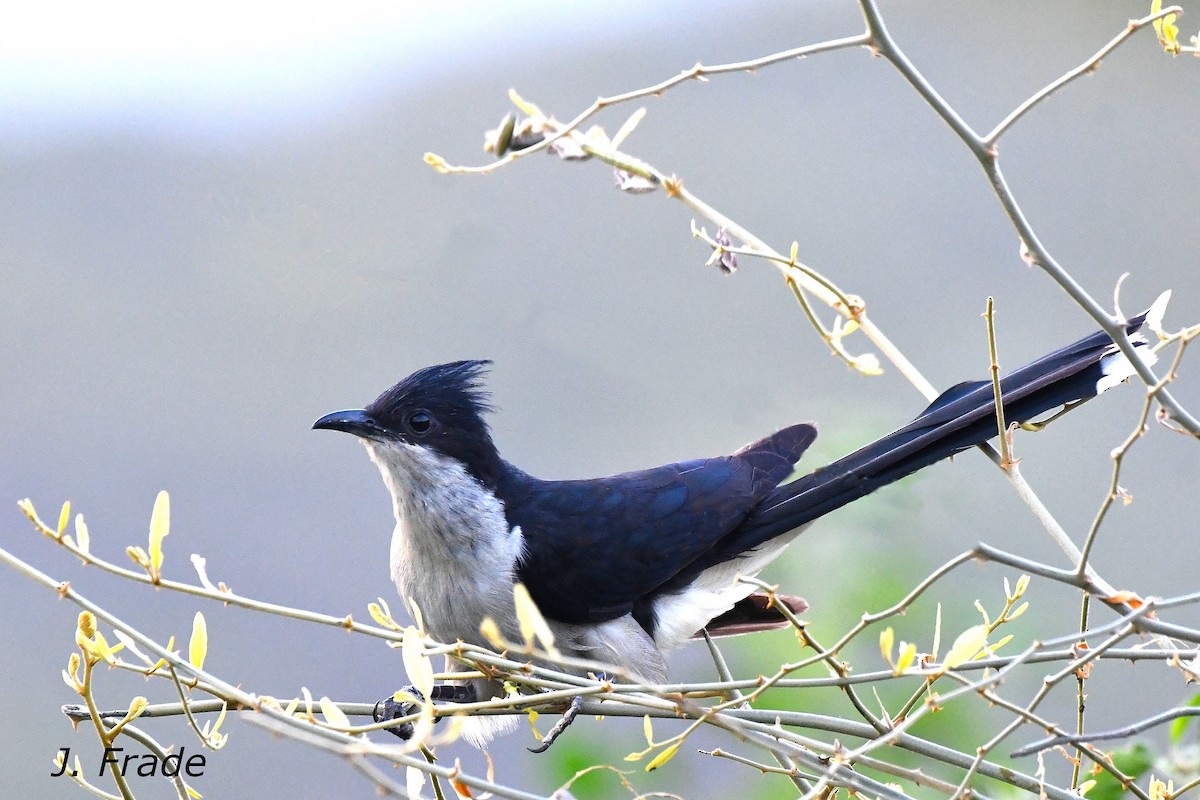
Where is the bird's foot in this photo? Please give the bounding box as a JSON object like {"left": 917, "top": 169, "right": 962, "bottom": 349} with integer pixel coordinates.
{"left": 373, "top": 684, "right": 476, "bottom": 740}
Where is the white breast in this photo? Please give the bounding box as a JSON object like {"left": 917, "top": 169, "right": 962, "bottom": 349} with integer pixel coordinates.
{"left": 364, "top": 439, "right": 525, "bottom": 647}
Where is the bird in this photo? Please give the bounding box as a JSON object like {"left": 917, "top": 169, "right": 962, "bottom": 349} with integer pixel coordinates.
{"left": 313, "top": 315, "right": 1153, "bottom": 746}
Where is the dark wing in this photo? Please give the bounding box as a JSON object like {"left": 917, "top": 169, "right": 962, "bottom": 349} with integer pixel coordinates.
{"left": 501, "top": 424, "right": 817, "bottom": 624}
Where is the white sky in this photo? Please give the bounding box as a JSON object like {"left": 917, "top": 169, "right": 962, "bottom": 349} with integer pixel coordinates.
{"left": 0, "top": 1, "right": 656, "bottom": 140}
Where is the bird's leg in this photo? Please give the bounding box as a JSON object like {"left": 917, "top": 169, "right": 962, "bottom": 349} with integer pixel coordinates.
{"left": 528, "top": 694, "right": 585, "bottom": 753}
{"left": 373, "top": 684, "right": 477, "bottom": 740}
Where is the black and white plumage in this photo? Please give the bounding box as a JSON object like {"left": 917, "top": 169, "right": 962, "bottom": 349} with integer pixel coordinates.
{"left": 313, "top": 315, "right": 1153, "bottom": 742}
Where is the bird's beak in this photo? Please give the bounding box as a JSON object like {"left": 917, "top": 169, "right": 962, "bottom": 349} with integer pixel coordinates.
{"left": 312, "top": 408, "right": 383, "bottom": 439}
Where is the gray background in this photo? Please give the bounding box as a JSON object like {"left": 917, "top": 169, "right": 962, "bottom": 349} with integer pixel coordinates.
{"left": 3, "top": 1, "right": 1198, "bottom": 797}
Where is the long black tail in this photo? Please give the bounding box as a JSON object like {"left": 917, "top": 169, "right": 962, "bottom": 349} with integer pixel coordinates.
{"left": 741, "top": 315, "right": 1153, "bottom": 543}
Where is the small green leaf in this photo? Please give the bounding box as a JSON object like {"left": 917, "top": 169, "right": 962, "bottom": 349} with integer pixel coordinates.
{"left": 941, "top": 624, "right": 988, "bottom": 671}
{"left": 507, "top": 88, "right": 545, "bottom": 120}
{"left": 402, "top": 626, "right": 434, "bottom": 700}
{"left": 513, "top": 582, "right": 559, "bottom": 656}
{"left": 880, "top": 627, "right": 895, "bottom": 665}
{"left": 478, "top": 617, "right": 505, "bottom": 650}
{"left": 127, "top": 545, "right": 150, "bottom": 569}
{"left": 1083, "top": 743, "right": 1153, "bottom": 800}
{"left": 1169, "top": 693, "right": 1200, "bottom": 743}
{"left": 74, "top": 514, "right": 90, "bottom": 555}
{"left": 611, "top": 108, "right": 646, "bottom": 149}
{"left": 57, "top": 501, "right": 71, "bottom": 537}
{"left": 319, "top": 696, "right": 350, "bottom": 728}
{"left": 932, "top": 604, "right": 942, "bottom": 660}
{"left": 125, "top": 696, "right": 149, "bottom": 723}
{"left": 645, "top": 742, "right": 681, "bottom": 772}
{"left": 189, "top": 612, "right": 208, "bottom": 670}
{"left": 148, "top": 490, "right": 170, "bottom": 577}
{"left": 423, "top": 152, "right": 450, "bottom": 173}
{"left": 1147, "top": 290, "right": 1172, "bottom": 339}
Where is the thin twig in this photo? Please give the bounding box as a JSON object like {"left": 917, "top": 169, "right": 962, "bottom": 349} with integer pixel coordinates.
{"left": 1012, "top": 707, "right": 1200, "bottom": 758}
{"left": 985, "top": 297, "right": 1013, "bottom": 467}
{"left": 985, "top": 7, "right": 1185, "bottom": 143}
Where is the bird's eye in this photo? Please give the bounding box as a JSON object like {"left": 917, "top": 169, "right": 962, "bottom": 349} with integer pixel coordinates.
{"left": 406, "top": 410, "right": 434, "bottom": 435}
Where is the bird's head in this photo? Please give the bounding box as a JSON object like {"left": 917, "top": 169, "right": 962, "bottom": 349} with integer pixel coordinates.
{"left": 313, "top": 360, "right": 503, "bottom": 488}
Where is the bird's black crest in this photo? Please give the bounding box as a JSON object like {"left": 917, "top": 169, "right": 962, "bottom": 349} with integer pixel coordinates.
{"left": 366, "top": 360, "right": 504, "bottom": 486}
{"left": 368, "top": 360, "right": 494, "bottom": 424}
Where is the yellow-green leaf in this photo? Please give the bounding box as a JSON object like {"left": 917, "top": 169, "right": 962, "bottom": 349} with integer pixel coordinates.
{"left": 479, "top": 617, "right": 505, "bottom": 650}
{"left": 76, "top": 629, "right": 118, "bottom": 665}
{"left": 974, "top": 599, "right": 990, "bottom": 626}
{"left": 932, "top": 604, "right": 943, "bottom": 660}
{"left": 189, "top": 612, "right": 207, "bottom": 670}
{"left": 210, "top": 701, "right": 228, "bottom": 736}
{"left": 850, "top": 352, "right": 883, "bottom": 376}
{"left": 19, "top": 497, "right": 55, "bottom": 537}
{"left": 125, "top": 696, "right": 149, "bottom": 722}
{"left": 94, "top": 631, "right": 123, "bottom": 660}
{"left": 368, "top": 602, "right": 393, "bottom": 629}
{"left": 507, "top": 88, "right": 545, "bottom": 120}
{"left": 1147, "top": 290, "right": 1172, "bottom": 339}
{"left": 319, "top": 696, "right": 350, "bottom": 728}
{"left": 645, "top": 742, "right": 681, "bottom": 772}
{"left": 611, "top": 108, "right": 646, "bottom": 149}
{"left": 525, "top": 708, "right": 542, "bottom": 739}
{"left": 941, "top": 624, "right": 989, "bottom": 671}
{"left": 58, "top": 501, "right": 71, "bottom": 537}
{"left": 63, "top": 652, "right": 83, "bottom": 692}
{"left": 148, "top": 490, "right": 170, "bottom": 577}
{"left": 402, "top": 626, "right": 434, "bottom": 699}
{"left": 423, "top": 152, "right": 450, "bottom": 173}
{"left": 406, "top": 766, "right": 427, "bottom": 800}
{"left": 895, "top": 642, "right": 917, "bottom": 674}
{"left": 1164, "top": 13, "right": 1180, "bottom": 51}
{"left": 643, "top": 714, "right": 654, "bottom": 746}
{"left": 127, "top": 545, "right": 150, "bottom": 569}
{"left": 879, "top": 627, "right": 895, "bottom": 665}
{"left": 407, "top": 596, "right": 426, "bottom": 633}
{"left": 513, "top": 583, "right": 559, "bottom": 656}
{"left": 984, "top": 634, "right": 1014, "bottom": 656}
{"left": 74, "top": 514, "right": 90, "bottom": 555}
{"left": 146, "top": 635, "right": 175, "bottom": 675}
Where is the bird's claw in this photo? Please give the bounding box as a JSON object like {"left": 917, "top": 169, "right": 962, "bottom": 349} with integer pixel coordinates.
{"left": 528, "top": 695, "right": 585, "bottom": 753}
{"left": 373, "top": 688, "right": 425, "bottom": 740}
